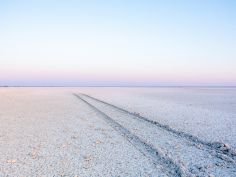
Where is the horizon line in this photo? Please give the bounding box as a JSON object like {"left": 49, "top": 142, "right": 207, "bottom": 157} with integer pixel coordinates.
{"left": 1, "top": 85, "right": 236, "bottom": 88}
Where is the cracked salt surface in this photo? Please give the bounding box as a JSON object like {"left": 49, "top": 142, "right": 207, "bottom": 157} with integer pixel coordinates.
{"left": 1, "top": 87, "right": 236, "bottom": 176}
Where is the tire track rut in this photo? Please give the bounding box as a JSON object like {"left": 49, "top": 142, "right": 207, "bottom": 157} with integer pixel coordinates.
{"left": 74, "top": 94, "right": 186, "bottom": 177}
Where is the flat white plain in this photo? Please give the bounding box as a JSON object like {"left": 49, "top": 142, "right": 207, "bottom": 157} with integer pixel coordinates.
{"left": 0, "top": 87, "right": 235, "bottom": 176}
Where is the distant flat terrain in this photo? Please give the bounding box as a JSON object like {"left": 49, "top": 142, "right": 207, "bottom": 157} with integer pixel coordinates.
{"left": 0, "top": 87, "right": 236, "bottom": 176}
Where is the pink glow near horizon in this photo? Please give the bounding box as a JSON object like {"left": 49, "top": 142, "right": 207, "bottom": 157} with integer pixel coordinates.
{"left": 1, "top": 68, "right": 235, "bottom": 86}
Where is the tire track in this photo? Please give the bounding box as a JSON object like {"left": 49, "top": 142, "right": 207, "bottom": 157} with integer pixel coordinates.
{"left": 80, "top": 93, "right": 236, "bottom": 164}
{"left": 77, "top": 93, "right": 236, "bottom": 176}
{"left": 74, "top": 94, "right": 186, "bottom": 177}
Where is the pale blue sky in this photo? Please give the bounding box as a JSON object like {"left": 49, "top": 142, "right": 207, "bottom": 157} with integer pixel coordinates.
{"left": 0, "top": 0, "right": 235, "bottom": 86}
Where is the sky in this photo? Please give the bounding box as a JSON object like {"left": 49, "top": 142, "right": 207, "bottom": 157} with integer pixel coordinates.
{"left": 0, "top": 0, "right": 236, "bottom": 86}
